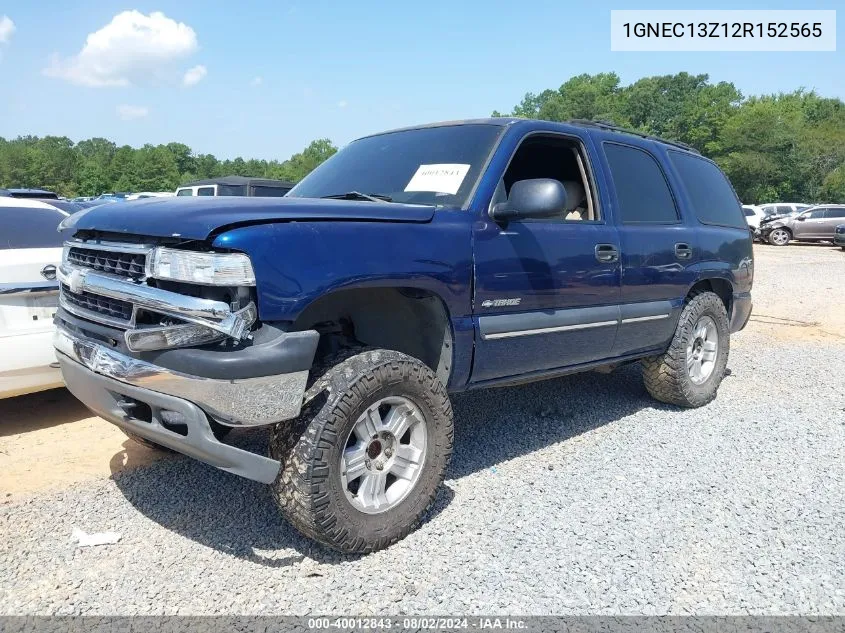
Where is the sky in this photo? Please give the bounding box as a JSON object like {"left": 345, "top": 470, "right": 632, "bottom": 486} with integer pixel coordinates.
{"left": 0, "top": 0, "right": 842, "bottom": 161}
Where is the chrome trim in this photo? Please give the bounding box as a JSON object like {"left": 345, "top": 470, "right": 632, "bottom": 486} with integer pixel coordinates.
{"left": 60, "top": 291, "right": 134, "bottom": 329}
{"left": 64, "top": 239, "right": 154, "bottom": 255}
{"left": 0, "top": 281, "right": 59, "bottom": 296}
{"left": 54, "top": 325, "right": 308, "bottom": 426}
{"left": 57, "top": 264, "right": 255, "bottom": 339}
{"left": 620, "top": 314, "right": 670, "bottom": 325}
{"left": 482, "top": 319, "right": 618, "bottom": 340}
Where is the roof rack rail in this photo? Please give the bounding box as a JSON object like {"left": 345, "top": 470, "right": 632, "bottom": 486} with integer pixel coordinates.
{"left": 568, "top": 119, "right": 700, "bottom": 154}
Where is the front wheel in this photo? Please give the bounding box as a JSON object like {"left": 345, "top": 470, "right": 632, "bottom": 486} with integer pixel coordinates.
{"left": 641, "top": 291, "right": 730, "bottom": 408}
{"left": 270, "top": 349, "right": 453, "bottom": 553}
{"left": 768, "top": 228, "right": 791, "bottom": 246}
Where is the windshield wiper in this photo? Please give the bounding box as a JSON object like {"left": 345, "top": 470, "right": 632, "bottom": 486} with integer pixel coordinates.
{"left": 321, "top": 191, "right": 393, "bottom": 203}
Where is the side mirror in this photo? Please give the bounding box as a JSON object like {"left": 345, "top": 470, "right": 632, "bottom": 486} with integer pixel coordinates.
{"left": 490, "top": 178, "right": 568, "bottom": 223}
{"left": 797, "top": 215, "right": 807, "bottom": 221}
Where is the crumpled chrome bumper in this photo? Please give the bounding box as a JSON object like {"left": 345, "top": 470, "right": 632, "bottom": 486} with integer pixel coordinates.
{"left": 57, "top": 263, "right": 255, "bottom": 339}
{"left": 54, "top": 325, "right": 309, "bottom": 426}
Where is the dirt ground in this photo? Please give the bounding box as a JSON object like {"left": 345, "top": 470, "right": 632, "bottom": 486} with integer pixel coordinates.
{"left": 2, "top": 241, "right": 843, "bottom": 498}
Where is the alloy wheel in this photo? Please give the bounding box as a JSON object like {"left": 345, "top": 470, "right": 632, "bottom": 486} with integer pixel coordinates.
{"left": 340, "top": 396, "right": 428, "bottom": 514}
{"left": 686, "top": 316, "right": 719, "bottom": 385}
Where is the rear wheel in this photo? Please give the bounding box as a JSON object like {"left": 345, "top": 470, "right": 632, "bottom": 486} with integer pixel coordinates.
{"left": 641, "top": 291, "right": 730, "bottom": 408}
{"left": 270, "top": 349, "right": 453, "bottom": 553}
{"left": 768, "top": 228, "right": 791, "bottom": 246}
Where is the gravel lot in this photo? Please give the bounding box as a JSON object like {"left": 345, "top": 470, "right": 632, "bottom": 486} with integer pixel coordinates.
{"left": 1, "top": 243, "right": 844, "bottom": 615}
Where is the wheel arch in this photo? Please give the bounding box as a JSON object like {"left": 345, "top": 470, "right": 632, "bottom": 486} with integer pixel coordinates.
{"left": 290, "top": 285, "right": 454, "bottom": 386}
{"left": 685, "top": 277, "right": 733, "bottom": 316}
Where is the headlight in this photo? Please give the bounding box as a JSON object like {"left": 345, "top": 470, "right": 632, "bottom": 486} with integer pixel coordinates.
{"left": 148, "top": 248, "right": 256, "bottom": 286}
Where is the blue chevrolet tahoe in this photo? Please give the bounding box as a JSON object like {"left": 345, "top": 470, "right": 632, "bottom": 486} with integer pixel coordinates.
{"left": 54, "top": 118, "right": 753, "bottom": 553}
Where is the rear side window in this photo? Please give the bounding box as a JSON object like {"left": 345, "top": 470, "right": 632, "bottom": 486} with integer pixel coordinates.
{"left": 217, "top": 184, "right": 247, "bottom": 196}
{"left": 0, "top": 207, "right": 67, "bottom": 249}
{"left": 197, "top": 187, "right": 215, "bottom": 196}
{"left": 603, "top": 143, "right": 679, "bottom": 223}
{"left": 669, "top": 151, "right": 745, "bottom": 229}
{"left": 251, "top": 185, "right": 289, "bottom": 197}
{"left": 827, "top": 208, "right": 845, "bottom": 219}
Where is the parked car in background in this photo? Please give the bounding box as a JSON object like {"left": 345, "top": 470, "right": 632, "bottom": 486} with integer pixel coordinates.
{"left": 0, "top": 188, "right": 60, "bottom": 200}
{"left": 742, "top": 205, "right": 766, "bottom": 240}
{"left": 175, "top": 176, "right": 294, "bottom": 197}
{"left": 93, "top": 193, "right": 130, "bottom": 203}
{"left": 835, "top": 224, "right": 845, "bottom": 250}
{"left": 126, "top": 192, "right": 175, "bottom": 201}
{"left": 0, "top": 197, "right": 67, "bottom": 399}
{"left": 760, "top": 204, "right": 845, "bottom": 245}
{"left": 742, "top": 205, "right": 765, "bottom": 229}
{"left": 758, "top": 203, "right": 812, "bottom": 218}
{"left": 55, "top": 117, "right": 753, "bottom": 553}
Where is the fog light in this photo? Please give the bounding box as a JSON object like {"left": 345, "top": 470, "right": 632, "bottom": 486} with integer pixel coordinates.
{"left": 125, "top": 323, "right": 224, "bottom": 352}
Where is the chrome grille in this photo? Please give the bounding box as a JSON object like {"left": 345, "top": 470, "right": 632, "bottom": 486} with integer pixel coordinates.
{"left": 61, "top": 285, "right": 133, "bottom": 322}
{"left": 67, "top": 247, "right": 146, "bottom": 278}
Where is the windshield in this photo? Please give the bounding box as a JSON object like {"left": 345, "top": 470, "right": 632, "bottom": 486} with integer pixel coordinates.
{"left": 287, "top": 124, "right": 504, "bottom": 208}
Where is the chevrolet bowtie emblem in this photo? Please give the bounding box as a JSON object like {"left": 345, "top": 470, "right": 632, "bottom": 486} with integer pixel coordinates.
{"left": 68, "top": 268, "right": 85, "bottom": 294}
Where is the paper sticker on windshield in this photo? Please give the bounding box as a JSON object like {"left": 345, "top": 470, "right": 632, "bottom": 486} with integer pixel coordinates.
{"left": 404, "top": 164, "right": 470, "bottom": 195}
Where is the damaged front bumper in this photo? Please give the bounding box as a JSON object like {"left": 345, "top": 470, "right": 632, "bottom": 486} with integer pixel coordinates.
{"left": 54, "top": 323, "right": 318, "bottom": 483}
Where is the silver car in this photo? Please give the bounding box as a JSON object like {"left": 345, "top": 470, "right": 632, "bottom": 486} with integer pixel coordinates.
{"left": 762, "top": 204, "right": 845, "bottom": 246}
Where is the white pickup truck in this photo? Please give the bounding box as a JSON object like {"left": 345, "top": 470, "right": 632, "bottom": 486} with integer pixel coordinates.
{"left": 0, "top": 197, "right": 68, "bottom": 398}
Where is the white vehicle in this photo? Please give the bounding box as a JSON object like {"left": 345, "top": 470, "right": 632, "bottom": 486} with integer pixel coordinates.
{"left": 175, "top": 176, "right": 293, "bottom": 197}
{"left": 742, "top": 205, "right": 765, "bottom": 229}
{"left": 0, "top": 198, "right": 68, "bottom": 398}
{"left": 126, "top": 191, "right": 174, "bottom": 201}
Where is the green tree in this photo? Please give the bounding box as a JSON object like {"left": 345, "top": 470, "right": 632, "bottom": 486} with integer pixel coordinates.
{"left": 135, "top": 145, "right": 180, "bottom": 191}
{"left": 165, "top": 142, "right": 197, "bottom": 177}
{"left": 274, "top": 138, "right": 337, "bottom": 182}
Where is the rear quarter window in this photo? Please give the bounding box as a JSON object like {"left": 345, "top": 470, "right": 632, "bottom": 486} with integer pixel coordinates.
{"left": 669, "top": 151, "right": 745, "bottom": 229}
{"left": 603, "top": 143, "right": 679, "bottom": 224}
{"left": 251, "top": 185, "right": 289, "bottom": 197}
{"left": 0, "top": 207, "right": 67, "bottom": 249}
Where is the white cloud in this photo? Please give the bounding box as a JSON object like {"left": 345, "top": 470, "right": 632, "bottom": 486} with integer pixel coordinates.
{"left": 44, "top": 10, "right": 197, "bottom": 87}
{"left": 182, "top": 64, "right": 207, "bottom": 86}
{"left": 337, "top": 100, "right": 348, "bottom": 109}
{"left": 250, "top": 76, "right": 263, "bottom": 87}
{"left": 0, "top": 15, "right": 15, "bottom": 44}
{"left": 117, "top": 104, "right": 149, "bottom": 120}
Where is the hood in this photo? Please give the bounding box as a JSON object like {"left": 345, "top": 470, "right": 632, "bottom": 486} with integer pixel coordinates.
{"left": 61, "top": 196, "right": 436, "bottom": 241}
{"left": 760, "top": 213, "right": 789, "bottom": 226}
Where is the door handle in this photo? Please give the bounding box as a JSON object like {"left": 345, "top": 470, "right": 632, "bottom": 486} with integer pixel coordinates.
{"left": 595, "top": 244, "right": 619, "bottom": 263}
{"left": 674, "top": 243, "right": 693, "bottom": 260}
